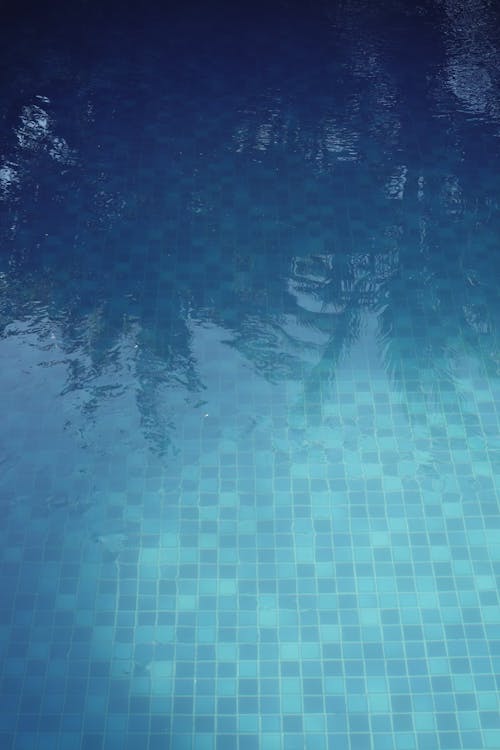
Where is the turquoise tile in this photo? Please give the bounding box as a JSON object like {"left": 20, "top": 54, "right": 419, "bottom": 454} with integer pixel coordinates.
{"left": 2, "top": 4, "right": 500, "bottom": 750}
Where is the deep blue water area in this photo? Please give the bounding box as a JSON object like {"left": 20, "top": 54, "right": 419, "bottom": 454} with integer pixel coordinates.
{"left": 1, "top": 1, "right": 500, "bottom": 749}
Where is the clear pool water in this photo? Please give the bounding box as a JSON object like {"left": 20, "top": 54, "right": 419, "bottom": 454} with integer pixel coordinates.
{"left": 1, "top": 2, "right": 500, "bottom": 749}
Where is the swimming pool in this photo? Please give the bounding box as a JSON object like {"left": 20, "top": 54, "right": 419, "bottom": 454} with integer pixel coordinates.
{"left": 1, "top": 1, "right": 500, "bottom": 749}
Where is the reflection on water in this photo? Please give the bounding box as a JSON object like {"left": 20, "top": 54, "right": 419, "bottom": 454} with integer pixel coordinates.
{"left": 441, "top": 0, "right": 500, "bottom": 118}
{"left": 1, "top": 4, "right": 500, "bottom": 747}
{"left": 1, "top": 179, "right": 498, "bottom": 463}
{"left": 0, "top": 0, "right": 499, "bottom": 465}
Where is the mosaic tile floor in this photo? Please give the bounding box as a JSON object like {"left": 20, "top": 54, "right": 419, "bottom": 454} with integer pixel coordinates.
{"left": 1, "top": 1, "right": 500, "bottom": 749}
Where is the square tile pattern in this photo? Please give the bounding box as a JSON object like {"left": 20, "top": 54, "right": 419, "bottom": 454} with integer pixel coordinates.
{"left": 1, "top": 5, "right": 500, "bottom": 750}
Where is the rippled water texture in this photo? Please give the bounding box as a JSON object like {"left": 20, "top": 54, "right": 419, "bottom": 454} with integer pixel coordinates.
{"left": 1, "top": 1, "right": 500, "bottom": 749}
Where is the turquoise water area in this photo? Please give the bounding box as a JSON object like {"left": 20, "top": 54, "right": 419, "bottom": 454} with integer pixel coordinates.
{"left": 1, "top": 1, "right": 500, "bottom": 748}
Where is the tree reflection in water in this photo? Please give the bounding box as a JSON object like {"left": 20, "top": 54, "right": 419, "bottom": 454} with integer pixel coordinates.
{"left": 0, "top": 0, "right": 499, "bottom": 461}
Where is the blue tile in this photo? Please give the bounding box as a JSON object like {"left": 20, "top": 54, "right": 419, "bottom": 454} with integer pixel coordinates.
{"left": 1, "top": 4, "right": 500, "bottom": 750}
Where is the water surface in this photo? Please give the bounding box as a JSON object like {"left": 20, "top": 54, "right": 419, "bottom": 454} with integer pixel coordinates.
{"left": 1, "top": 2, "right": 500, "bottom": 749}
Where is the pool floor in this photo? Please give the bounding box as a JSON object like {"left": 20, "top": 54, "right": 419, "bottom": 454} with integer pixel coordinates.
{"left": 1, "top": 2, "right": 500, "bottom": 749}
